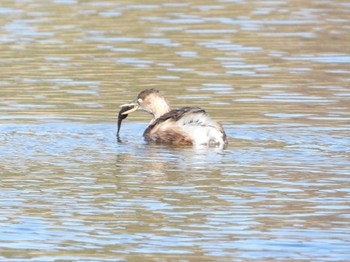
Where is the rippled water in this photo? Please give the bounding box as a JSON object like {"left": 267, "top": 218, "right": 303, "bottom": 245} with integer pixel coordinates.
{"left": 1, "top": 0, "right": 350, "bottom": 261}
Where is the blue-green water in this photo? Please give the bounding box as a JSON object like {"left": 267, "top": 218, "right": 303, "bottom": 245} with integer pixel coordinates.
{"left": 1, "top": 121, "right": 349, "bottom": 260}
{"left": 1, "top": 0, "right": 350, "bottom": 260}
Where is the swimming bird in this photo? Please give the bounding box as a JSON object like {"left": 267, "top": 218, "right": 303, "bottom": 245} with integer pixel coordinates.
{"left": 119, "top": 89, "right": 228, "bottom": 146}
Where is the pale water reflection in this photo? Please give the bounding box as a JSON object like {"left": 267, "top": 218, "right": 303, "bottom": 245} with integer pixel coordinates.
{"left": 1, "top": 0, "right": 350, "bottom": 260}
{"left": 1, "top": 121, "right": 349, "bottom": 260}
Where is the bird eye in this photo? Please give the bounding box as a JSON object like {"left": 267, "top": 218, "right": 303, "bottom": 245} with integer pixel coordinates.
{"left": 138, "top": 98, "right": 143, "bottom": 103}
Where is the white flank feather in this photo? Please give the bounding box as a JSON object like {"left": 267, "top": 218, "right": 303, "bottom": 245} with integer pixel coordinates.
{"left": 177, "top": 112, "right": 225, "bottom": 146}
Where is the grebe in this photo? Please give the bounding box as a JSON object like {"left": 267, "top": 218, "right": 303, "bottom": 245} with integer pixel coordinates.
{"left": 119, "top": 89, "right": 228, "bottom": 146}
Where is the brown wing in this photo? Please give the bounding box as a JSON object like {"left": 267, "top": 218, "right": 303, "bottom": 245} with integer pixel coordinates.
{"left": 143, "top": 107, "right": 206, "bottom": 144}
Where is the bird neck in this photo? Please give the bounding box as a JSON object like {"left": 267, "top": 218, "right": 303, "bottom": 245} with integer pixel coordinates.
{"left": 150, "top": 97, "right": 171, "bottom": 121}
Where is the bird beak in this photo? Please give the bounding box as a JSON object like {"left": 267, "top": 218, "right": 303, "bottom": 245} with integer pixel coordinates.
{"left": 120, "top": 102, "right": 139, "bottom": 115}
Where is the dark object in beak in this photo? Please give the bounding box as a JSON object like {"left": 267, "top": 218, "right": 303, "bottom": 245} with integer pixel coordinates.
{"left": 117, "top": 105, "right": 134, "bottom": 139}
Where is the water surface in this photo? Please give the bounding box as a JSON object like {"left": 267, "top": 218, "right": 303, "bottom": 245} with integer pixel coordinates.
{"left": 1, "top": 0, "right": 349, "bottom": 261}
